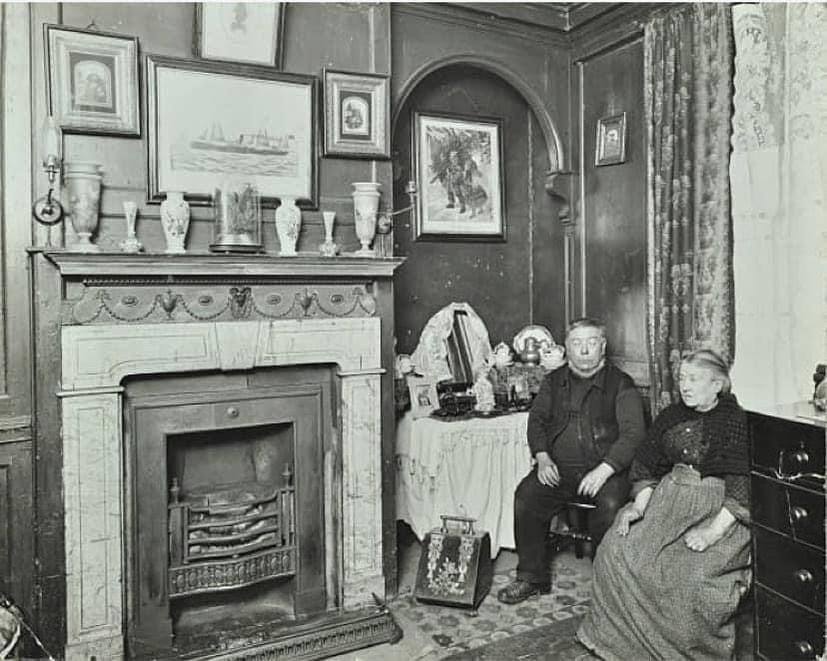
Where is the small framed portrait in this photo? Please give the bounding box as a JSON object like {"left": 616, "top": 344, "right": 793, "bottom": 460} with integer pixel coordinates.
{"left": 44, "top": 24, "right": 140, "bottom": 136}
{"left": 195, "top": 2, "right": 286, "bottom": 67}
{"left": 408, "top": 376, "right": 439, "bottom": 419}
{"left": 323, "top": 69, "right": 390, "bottom": 159}
{"left": 595, "top": 112, "right": 627, "bottom": 167}
{"left": 413, "top": 111, "right": 505, "bottom": 241}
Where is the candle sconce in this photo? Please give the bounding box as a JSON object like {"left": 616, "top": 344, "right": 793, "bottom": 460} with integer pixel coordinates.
{"left": 377, "top": 180, "right": 418, "bottom": 236}
{"left": 32, "top": 116, "right": 65, "bottom": 226}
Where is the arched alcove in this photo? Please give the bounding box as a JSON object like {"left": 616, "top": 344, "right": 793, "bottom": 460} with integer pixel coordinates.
{"left": 391, "top": 63, "right": 567, "bottom": 354}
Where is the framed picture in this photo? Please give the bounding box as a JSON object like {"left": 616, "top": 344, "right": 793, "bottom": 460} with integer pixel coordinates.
{"left": 413, "top": 111, "right": 505, "bottom": 241}
{"left": 595, "top": 112, "right": 627, "bottom": 167}
{"left": 44, "top": 24, "right": 140, "bottom": 136}
{"left": 194, "top": 2, "right": 286, "bottom": 67}
{"left": 144, "top": 54, "right": 318, "bottom": 208}
{"left": 408, "top": 376, "right": 439, "bottom": 420}
{"left": 323, "top": 69, "right": 390, "bottom": 159}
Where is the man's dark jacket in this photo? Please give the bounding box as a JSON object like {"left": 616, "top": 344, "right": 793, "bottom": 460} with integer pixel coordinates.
{"left": 526, "top": 363, "right": 645, "bottom": 472}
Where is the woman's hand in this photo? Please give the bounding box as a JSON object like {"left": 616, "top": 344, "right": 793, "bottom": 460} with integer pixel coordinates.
{"left": 684, "top": 507, "right": 737, "bottom": 552}
{"left": 535, "top": 451, "right": 560, "bottom": 487}
{"left": 616, "top": 504, "right": 643, "bottom": 536}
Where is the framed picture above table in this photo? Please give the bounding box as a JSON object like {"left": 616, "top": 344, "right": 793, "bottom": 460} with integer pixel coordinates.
{"left": 323, "top": 69, "right": 390, "bottom": 159}
{"left": 413, "top": 111, "right": 505, "bottom": 241}
{"left": 194, "top": 2, "right": 286, "bottom": 67}
{"left": 44, "top": 24, "right": 140, "bottom": 136}
{"left": 144, "top": 54, "right": 318, "bottom": 207}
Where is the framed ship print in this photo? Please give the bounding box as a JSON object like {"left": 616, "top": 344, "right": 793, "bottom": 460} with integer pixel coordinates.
{"left": 413, "top": 111, "right": 505, "bottom": 241}
{"left": 144, "top": 54, "right": 318, "bottom": 208}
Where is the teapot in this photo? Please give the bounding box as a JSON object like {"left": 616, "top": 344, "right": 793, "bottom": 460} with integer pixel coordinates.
{"left": 491, "top": 341, "right": 514, "bottom": 369}
{"left": 521, "top": 337, "right": 541, "bottom": 365}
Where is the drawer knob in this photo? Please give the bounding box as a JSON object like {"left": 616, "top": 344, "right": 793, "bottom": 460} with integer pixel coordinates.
{"left": 226, "top": 406, "right": 239, "bottom": 418}
{"left": 791, "top": 506, "right": 809, "bottom": 522}
{"left": 794, "top": 568, "right": 814, "bottom": 584}
{"left": 791, "top": 449, "right": 810, "bottom": 466}
{"left": 794, "top": 640, "right": 814, "bottom": 657}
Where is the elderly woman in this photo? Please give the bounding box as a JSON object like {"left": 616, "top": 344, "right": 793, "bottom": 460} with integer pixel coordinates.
{"left": 577, "top": 349, "right": 751, "bottom": 660}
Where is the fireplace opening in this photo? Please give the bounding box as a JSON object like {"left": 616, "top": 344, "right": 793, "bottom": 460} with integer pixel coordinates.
{"left": 167, "top": 423, "right": 298, "bottom": 644}
{"left": 124, "top": 368, "right": 334, "bottom": 659}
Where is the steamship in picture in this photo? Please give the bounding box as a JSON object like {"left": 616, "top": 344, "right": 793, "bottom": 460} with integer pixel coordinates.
{"left": 190, "top": 122, "right": 294, "bottom": 156}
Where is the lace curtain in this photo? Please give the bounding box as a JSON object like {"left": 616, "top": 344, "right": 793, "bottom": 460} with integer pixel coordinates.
{"left": 729, "top": 4, "right": 827, "bottom": 408}
{"left": 645, "top": 4, "right": 736, "bottom": 413}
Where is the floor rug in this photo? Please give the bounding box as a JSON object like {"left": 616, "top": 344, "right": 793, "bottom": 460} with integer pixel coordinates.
{"left": 389, "top": 551, "right": 593, "bottom": 660}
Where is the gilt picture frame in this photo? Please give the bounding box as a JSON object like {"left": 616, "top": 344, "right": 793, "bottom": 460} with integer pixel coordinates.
{"left": 44, "top": 24, "right": 140, "bottom": 136}
{"left": 323, "top": 69, "right": 390, "bottom": 159}
{"left": 595, "top": 112, "right": 627, "bottom": 167}
{"left": 144, "top": 54, "right": 317, "bottom": 208}
{"left": 413, "top": 111, "right": 505, "bottom": 241}
{"left": 194, "top": 2, "right": 286, "bottom": 67}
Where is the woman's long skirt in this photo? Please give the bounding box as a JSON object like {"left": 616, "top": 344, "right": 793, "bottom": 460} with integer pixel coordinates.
{"left": 577, "top": 464, "right": 751, "bottom": 660}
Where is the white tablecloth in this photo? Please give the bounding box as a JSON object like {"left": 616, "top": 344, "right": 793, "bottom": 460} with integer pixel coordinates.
{"left": 395, "top": 410, "right": 533, "bottom": 558}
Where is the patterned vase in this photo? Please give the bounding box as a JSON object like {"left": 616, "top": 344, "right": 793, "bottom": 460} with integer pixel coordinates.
{"left": 352, "top": 181, "right": 380, "bottom": 257}
{"left": 275, "top": 197, "right": 302, "bottom": 256}
{"left": 160, "top": 191, "right": 190, "bottom": 254}
{"left": 64, "top": 161, "right": 102, "bottom": 252}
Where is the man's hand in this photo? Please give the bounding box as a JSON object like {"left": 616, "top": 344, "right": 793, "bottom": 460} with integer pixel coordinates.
{"left": 577, "top": 462, "right": 615, "bottom": 498}
{"left": 535, "top": 451, "right": 560, "bottom": 487}
{"left": 615, "top": 504, "right": 643, "bottom": 536}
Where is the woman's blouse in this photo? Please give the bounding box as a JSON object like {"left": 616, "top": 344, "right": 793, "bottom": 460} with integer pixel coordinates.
{"left": 630, "top": 394, "right": 750, "bottom": 522}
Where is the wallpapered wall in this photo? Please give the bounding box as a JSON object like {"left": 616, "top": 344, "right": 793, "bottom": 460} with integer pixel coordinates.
{"left": 39, "top": 2, "right": 392, "bottom": 253}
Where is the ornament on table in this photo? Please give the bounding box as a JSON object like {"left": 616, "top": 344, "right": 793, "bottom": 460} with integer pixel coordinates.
{"left": 539, "top": 341, "right": 566, "bottom": 371}
{"left": 491, "top": 341, "right": 514, "bottom": 369}
{"left": 119, "top": 200, "right": 143, "bottom": 253}
{"left": 472, "top": 373, "right": 496, "bottom": 413}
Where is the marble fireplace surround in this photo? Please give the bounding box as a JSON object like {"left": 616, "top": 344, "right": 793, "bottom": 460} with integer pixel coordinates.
{"left": 58, "top": 315, "right": 386, "bottom": 660}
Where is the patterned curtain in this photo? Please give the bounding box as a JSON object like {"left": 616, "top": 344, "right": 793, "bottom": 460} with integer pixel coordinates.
{"left": 645, "top": 4, "right": 736, "bottom": 413}
{"left": 729, "top": 4, "right": 827, "bottom": 408}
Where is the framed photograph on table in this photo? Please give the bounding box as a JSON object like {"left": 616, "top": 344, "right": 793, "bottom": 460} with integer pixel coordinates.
{"left": 323, "top": 69, "right": 390, "bottom": 159}
{"left": 413, "top": 111, "right": 505, "bottom": 241}
{"left": 44, "top": 24, "right": 140, "bottom": 136}
{"left": 595, "top": 112, "right": 627, "bottom": 166}
{"left": 408, "top": 376, "right": 439, "bottom": 420}
{"left": 194, "top": 2, "right": 286, "bottom": 67}
{"left": 144, "top": 54, "right": 317, "bottom": 208}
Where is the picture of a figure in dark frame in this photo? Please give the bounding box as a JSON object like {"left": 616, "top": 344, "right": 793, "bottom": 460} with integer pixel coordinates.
{"left": 416, "top": 389, "right": 432, "bottom": 408}
{"left": 69, "top": 52, "right": 117, "bottom": 113}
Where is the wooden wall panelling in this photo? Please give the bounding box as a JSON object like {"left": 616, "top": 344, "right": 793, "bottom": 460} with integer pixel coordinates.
{"left": 573, "top": 25, "right": 649, "bottom": 386}
{"left": 29, "top": 251, "right": 65, "bottom": 654}
{"left": 0, "top": 440, "right": 34, "bottom": 628}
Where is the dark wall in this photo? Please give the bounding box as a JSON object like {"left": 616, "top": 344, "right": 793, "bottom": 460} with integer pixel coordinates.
{"left": 392, "top": 66, "right": 565, "bottom": 353}
{"left": 390, "top": 5, "right": 571, "bottom": 354}
{"left": 575, "top": 37, "right": 648, "bottom": 385}
{"left": 39, "top": 2, "right": 392, "bottom": 253}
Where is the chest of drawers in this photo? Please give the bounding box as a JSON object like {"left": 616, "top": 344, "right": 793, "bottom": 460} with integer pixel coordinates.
{"left": 748, "top": 405, "right": 826, "bottom": 660}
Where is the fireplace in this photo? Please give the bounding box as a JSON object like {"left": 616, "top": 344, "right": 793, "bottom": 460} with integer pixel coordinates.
{"left": 45, "top": 251, "right": 403, "bottom": 660}
{"left": 124, "top": 368, "right": 334, "bottom": 657}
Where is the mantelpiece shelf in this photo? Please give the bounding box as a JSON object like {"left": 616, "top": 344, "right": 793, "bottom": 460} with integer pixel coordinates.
{"left": 35, "top": 249, "right": 405, "bottom": 279}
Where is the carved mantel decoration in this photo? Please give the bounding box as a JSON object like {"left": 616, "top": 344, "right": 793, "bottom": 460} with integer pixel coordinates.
{"left": 39, "top": 251, "right": 404, "bottom": 660}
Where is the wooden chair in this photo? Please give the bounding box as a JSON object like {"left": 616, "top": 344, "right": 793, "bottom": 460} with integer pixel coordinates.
{"left": 548, "top": 499, "right": 597, "bottom": 560}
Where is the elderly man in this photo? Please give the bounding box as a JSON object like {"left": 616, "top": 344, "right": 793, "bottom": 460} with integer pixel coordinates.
{"left": 498, "top": 317, "right": 646, "bottom": 604}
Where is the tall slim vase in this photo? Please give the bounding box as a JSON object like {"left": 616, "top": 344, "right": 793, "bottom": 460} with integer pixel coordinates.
{"left": 352, "top": 182, "right": 380, "bottom": 257}
{"left": 64, "top": 161, "right": 102, "bottom": 252}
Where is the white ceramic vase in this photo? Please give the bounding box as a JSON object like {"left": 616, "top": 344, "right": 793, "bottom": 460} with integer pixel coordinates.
{"left": 275, "top": 197, "right": 302, "bottom": 256}
{"left": 352, "top": 181, "right": 380, "bottom": 257}
{"left": 160, "top": 191, "right": 190, "bottom": 254}
{"left": 64, "top": 161, "right": 103, "bottom": 252}
{"left": 319, "top": 211, "right": 339, "bottom": 257}
{"left": 120, "top": 201, "right": 143, "bottom": 253}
